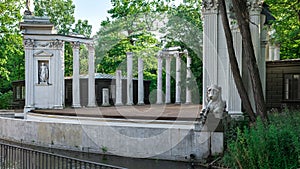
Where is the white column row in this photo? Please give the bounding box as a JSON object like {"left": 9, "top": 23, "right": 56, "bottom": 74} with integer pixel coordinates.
{"left": 156, "top": 51, "right": 192, "bottom": 104}
{"left": 71, "top": 42, "right": 96, "bottom": 108}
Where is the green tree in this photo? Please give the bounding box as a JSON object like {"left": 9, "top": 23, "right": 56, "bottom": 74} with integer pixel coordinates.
{"left": 265, "top": 0, "right": 300, "bottom": 59}
{"left": 0, "top": 0, "right": 24, "bottom": 93}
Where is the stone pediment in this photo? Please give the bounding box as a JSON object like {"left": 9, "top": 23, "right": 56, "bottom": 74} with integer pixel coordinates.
{"left": 34, "top": 50, "right": 53, "bottom": 57}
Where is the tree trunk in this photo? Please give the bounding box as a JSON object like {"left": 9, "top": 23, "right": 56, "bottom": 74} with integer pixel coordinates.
{"left": 231, "top": 0, "right": 268, "bottom": 121}
{"left": 218, "top": 0, "right": 256, "bottom": 122}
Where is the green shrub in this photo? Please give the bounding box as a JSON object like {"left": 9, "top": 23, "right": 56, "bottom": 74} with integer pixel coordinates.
{"left": 0, "top": 91, "right": 13, "bottom": 109}
{"left": 223, "top": 112, "right": 300, "bottom": 169}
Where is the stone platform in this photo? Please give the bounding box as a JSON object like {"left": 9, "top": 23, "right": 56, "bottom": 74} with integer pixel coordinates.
{"left": 31, "top": 104, "right": 202, "bottom": 121}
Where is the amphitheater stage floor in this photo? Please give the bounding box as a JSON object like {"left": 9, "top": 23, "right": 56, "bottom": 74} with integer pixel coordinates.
{"left": 30, "top": 104, "right": 202, "bottom": 121}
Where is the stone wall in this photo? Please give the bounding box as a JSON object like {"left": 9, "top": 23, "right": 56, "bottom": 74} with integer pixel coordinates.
{"left": 0, "top": 116, "right": 223, "bottom": 162}
{"left": 266, "top": 60, "right": 300, "bottom": 110}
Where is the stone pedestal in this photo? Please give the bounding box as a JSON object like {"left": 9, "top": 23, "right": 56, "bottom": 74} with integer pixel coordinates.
{"left": 102, "top": 88, "right": 110, "bottom": 106}
{"left": 157, "top": 54, "right": 163, "bottom": 104}
{"left": 126, "top": 52, "right": 133, "bottom": 105}
{"left": 138, "top": 58, "right": 144, "bottom": 105}
{"left": 115, "top": 70, "right": 123, "bottom": 106}
{"left": 175, "top": 52, "right": 181, "bottom": 104}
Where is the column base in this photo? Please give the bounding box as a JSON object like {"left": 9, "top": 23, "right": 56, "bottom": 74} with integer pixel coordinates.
{"left": 126, "top": 103, "right": 133, "bottom": 106}
{"left": 87, "top": 104, "right": 97, "bottom": 108}
{"left": 53, "top": 105, "right": 64, "bottom": 109}
{"left": 115, "top": 102, "right": 123, "bottom": 106}
{"left": 185, "top": 102, "right": 192, "bottom": 105}
{"left": 72, "top": 104, "right": 81, "bottom": 108}
{"left": 137, "top": 102, "right": 145, "bottom": 106}
{"left": 101, "top": 103, "right": 110, "bottom": 107}
{"left": 175, "top": 102, "right": 181, "bottom": 105}
{"left": 156, "top": 102, "right": 164, "bottom": 105}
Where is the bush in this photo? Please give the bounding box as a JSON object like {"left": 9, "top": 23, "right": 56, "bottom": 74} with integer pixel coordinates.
{"left": 0, "top": 91, "right": 13, "bottom": 109}
{"left": 223, "top": 112, "right": 300, "bottom": 169}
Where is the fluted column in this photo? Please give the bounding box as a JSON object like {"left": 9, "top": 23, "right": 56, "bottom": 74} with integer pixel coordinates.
{"left": 185, "top": 50, "right": 192, "bottom": 104}
{"left": 138, "top": 57, "right": 144, "bottom": 105}
{"left": 156, "top": 54, "right": 163, "bottom": 104}
{"left": 115, "top": 70, "right": 123, "bottom": 106}
{"left": 165, "top": 55, "right": 171, "bottom": 104}
{"left": 71, "top": 41, "right": 81, "bottom": 108}
{"left": 87, "top": 44, "right": 96, "bottom": 107}
{"left": 175, "top": 52, "right": 181, "bottom": 104}
{"left": 24, "top": 39, "right": 35, "bottom": 113}
{"left": 126, "top": 52, "right": 133, "bottom": 105}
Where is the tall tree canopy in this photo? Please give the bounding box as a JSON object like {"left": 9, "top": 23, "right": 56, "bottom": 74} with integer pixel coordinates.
{"left": 0, "top": 0, "right": 24, "bottom": 93}
{"left": 265, "top": 0, "right": 300, "bottom": 59}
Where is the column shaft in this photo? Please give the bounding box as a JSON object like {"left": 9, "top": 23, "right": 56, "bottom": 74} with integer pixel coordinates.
{"left": 87, "top": 44, "right": 96, "bottom": 107}
{"left": 157, "top": 55, "right": 163, "bottom": 104}
{"left": 115, "top": 70, "right": 123, "bottom": 106}
{"left": 72, "top": 42, "right": 81, "bottom": 108}
{"left": 138, "top": 58, "right": 144, "bottom": 105}
{"left": 175, "top": 53, "right": 181, "bottom": 104}
{"left": 186, "top": 52, "right": 192, "bottom": 104}
{"left": 165, "top": 56, "right": 171, "bottom": 104}
{"left": 126, "top": 52, "right": 133, "bottom": 105}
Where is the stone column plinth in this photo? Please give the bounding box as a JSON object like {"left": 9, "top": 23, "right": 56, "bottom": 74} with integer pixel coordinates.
{"left": 138, "top": 58, "right": 144, "bottom": 105}
{"left": 115, "top": 70, "right": 123, "bottom": 106}
{"left": 126, "top": 52, "right": 133, "bottom": 105}
{"left": 71, "top": 41, "right": 81, "bottom": 108}
{"left": 157, "top": 54, "right": 163, "bottom": 104}
{"left": 102, "top": 88, "right": 110, "bottom": 106}
{"left": 87, "top": 44, "right": 96, "bottom": 107}
{"left": 185, "top": 50, "right": 192, "bottom": 104}
{"left": 175, "top": 52, "right": 181, "bottom": 104}
{"left": 165, "top": 55, "right": 171, "bottom": 104}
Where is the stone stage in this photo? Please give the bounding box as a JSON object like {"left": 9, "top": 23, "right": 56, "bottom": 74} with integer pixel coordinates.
{"left": 30, "top": 104, "right": 202, "bottom": 121}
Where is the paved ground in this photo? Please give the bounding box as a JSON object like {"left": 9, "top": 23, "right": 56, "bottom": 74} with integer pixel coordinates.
{"left": 30, "top": 104, "right": 202, "bottom": 121}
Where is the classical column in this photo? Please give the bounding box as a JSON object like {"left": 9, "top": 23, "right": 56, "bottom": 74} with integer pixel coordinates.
{"left": 138, "top": 57, "right": 144, "bottom": 105}
{"left": 87, "top": 44, "right": 96, "bottom": 107}
{"left": 115, "top": 70, "right": 123, "bottom": 106}
{"left": 156, "top": 54, "right": 163, "bottom": 104}
{"left": 175, "top": 52, "right": 181, "bottom": 104}
{"left": 126, "top": 52, "right": 133, "bottom": 105}
{"left": 274, "top": 44, "right": 280, "bottom": 60}
{"left": 185, "top": 50, "right": 192, "bottom": 104}
{"left": 71, "top": 41, "right": 81, "bottom": 108}
{"left": 24, "top": 39, "right": 35, "bottom": 113}
{"left": 165, "top": 55, "right": 171, "bottom": 104}
{"left": 202, "top": 0, "right": 219, "bottom": 104}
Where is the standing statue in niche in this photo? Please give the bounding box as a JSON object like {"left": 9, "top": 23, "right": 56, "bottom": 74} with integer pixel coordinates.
{"left": 39, "top": 62, "right": 49, "bottom": 84}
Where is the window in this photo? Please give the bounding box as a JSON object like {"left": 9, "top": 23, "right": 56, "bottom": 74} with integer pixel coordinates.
{"left": 284, "top": 74, "right": 300, "bottom": 100}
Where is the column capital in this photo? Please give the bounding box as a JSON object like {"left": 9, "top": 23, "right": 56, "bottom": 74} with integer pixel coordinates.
{"left": 201, "top": 0, "right": 218, "bottom": 14}
{"left": 247, "top": 0, "right": 263, "bottom": 15}
{"left": 24, "top": 39, "right": 35, "bottom": 49}
{"left": 71, "top": 41, "right": 81, "bottom": 49}
{"left": 126, "top": 52, "right": 133, "bottom": 57}
{"left": 86, "top": 43, "right": 95, "bottom": 50}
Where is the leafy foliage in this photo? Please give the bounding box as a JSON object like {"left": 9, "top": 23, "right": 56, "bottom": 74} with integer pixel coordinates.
{"left": 0, "top": 0, "right": 24, "bottom": 93}
{"left": 265, "top": 0, "right": 300, "bottom": 59}
{"left": 0, "top": 91, "right": 13, "bottom": 109}
{"left": 223, "top": 112, "right": 300, "bottom": 169}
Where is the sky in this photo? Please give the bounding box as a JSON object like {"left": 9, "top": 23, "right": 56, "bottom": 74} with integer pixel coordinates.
{"left": 73, "top": 0, "right": 112, "bottom": 36}
{"left": 72, "top": 0, "right": 182, "bottom": 36}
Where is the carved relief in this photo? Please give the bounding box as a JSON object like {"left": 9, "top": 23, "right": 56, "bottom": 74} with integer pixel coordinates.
{"left": 202, "top": 0, "right": 218, "bottom": 13}
{"left": 24, "top": 39, "right": 35, "bottom": 48}
{"left": 50, "top": 40, "right": 64, "bottom": 49}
